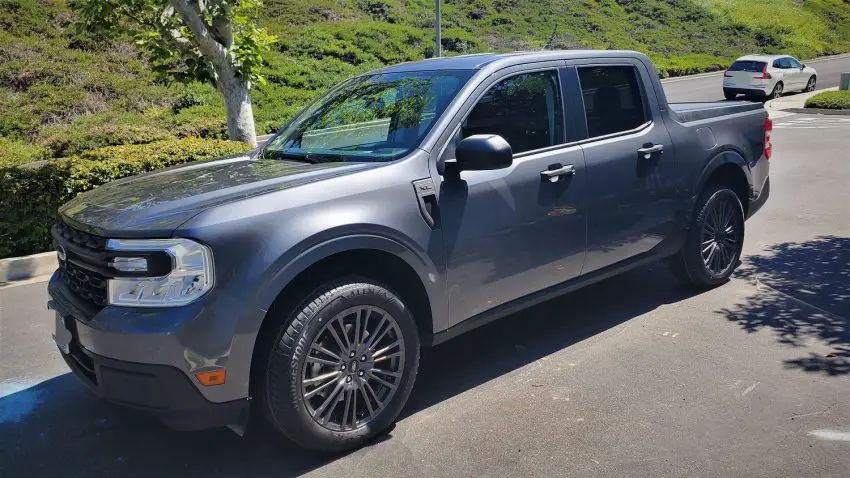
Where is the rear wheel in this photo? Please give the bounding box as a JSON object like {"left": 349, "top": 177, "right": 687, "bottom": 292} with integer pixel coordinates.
{"left": 669, "top": 186, "right": 745, "bottom": 288}
{"left": 805, "top": 76, "right": 816, "bottom": 92}
{"left": 768, "top": 81, "right": 783, "bottom": 100}
{"left": 257, "top": 279, "right": 420, "bottom": 451}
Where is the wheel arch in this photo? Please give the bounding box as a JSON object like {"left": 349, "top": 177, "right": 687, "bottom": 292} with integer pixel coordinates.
{"left": 247, "top": 234, "right": 443, "bottom": 394}
{"left": 692, "top": 149, "right": 752, "bottom": 219}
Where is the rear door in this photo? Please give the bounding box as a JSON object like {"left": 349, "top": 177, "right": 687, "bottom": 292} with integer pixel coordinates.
{"left": 786, "top": 57, "right": 806, "bottom": 89}
{"left": 571, "top": 60, "right": 677, "bottom": 273}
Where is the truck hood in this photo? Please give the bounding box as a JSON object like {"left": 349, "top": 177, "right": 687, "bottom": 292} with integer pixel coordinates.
{"left": 59, "top": 156, "right": 379, "bottom": 237}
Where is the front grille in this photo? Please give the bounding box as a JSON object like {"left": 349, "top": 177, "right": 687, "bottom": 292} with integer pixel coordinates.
{"left": 54, "top": 221, "right": 107, "bottom": 251}
{"left": 60, "top": 260, "right": 108, "bottom": 308}
{"left": 53, "top": 221, "right": 110, "bottom": 310}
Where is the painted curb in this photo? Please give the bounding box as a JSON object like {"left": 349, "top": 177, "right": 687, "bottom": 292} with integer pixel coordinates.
{"left": 0, "top": 251, "right": 57, "bottom": 283}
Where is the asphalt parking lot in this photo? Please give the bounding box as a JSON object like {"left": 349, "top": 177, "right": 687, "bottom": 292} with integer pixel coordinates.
{"left": 1, "top": 114, "right": 849, "bottom": 477}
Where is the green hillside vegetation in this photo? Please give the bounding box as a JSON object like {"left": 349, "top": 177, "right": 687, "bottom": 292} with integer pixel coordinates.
{"left": 3, "top": 0, "right": 850, "bottom": 163}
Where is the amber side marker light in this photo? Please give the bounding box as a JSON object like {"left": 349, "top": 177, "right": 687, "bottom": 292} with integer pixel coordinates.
{"left": 195, "top": 368, "right": 227, "bottom": 386}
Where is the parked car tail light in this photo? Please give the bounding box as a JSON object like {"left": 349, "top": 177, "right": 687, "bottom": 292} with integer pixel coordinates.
{"left": 754, "top": 64, "right": 772, "bottom": 80}
{"left": 763, "top": 118, "right": 773, "bottom": 160}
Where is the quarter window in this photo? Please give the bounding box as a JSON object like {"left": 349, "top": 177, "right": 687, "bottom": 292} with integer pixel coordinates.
{"left": 577, "top": 66, "right": 647, "bottom": 138}
{"left": 461, "top": 70, "right": 564, "bottom": 154}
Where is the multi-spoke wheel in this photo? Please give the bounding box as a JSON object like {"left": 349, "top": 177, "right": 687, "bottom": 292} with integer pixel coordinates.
{"left": 700, "top": 199, "right": 740, "bottom": 276}
{"left": 669, "top": 186, "right": 745, "bottom": 288}
{"left": 257, "top": 279, "right": 420, "bottom": 451}
{"left": 768, "top": 81, "right": 783, "bottom": 100}
{"left": 301, "top": 305, "right": 405, "bottom": 431}
{"left": 805, "top": 76, "right": 816, "bottom": 93}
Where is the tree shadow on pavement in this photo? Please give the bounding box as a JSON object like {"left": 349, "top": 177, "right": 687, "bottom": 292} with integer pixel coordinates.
{"left": 0, "top": 264, "right": 701, "bottom": 478}
{"left": 718, "top": 235, "right": 850, "bottom": 376}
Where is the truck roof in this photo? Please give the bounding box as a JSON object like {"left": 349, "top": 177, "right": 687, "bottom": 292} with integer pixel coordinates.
{"left": 371, "top": 50, "right": 647, "bottom": 74}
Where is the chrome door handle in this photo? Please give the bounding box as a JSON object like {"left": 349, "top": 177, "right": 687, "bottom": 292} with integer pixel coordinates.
{"left": 637, "top": 144, "right": 664, "bottom": 159}
{"left": 540, "top": 164, "right": 576, "bottom": 183}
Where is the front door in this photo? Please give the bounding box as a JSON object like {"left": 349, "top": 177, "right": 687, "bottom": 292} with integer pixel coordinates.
{"left": 573, "top": 63, "right": 677, "bottom": 273}
{"left": 437, "top": 68, "right": 588, "bottom": 326}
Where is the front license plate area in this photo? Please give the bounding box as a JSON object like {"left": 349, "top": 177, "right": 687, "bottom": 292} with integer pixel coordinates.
{"left": 53, "top": 312, "right": 73, "bottom": 354}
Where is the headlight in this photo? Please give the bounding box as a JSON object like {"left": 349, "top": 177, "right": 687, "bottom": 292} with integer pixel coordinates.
{"left": 106, "top": 238, "right": 214, "bottom": 307}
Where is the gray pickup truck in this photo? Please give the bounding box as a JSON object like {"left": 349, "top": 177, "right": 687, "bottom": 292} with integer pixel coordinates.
{"left": 48, "top": 50, "right": 771, "bottom": 451}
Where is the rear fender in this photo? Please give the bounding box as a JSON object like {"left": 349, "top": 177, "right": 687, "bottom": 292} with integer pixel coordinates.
{"left": 684, "top": 148, "right": 752, "bottom": 223}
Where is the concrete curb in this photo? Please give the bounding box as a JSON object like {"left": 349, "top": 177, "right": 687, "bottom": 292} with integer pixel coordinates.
{"left": 766, "top": 87, "right": 839, "bottom": 113}
{"left": 0, "top": 251, "right": 57, "bottom": 284}
{"left": 781, "top": 107, "right": 850, "bottom": 115}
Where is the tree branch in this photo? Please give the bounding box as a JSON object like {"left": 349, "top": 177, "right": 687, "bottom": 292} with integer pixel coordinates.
{"left": 168, "top": 0, "right": 228, "bottom": 67}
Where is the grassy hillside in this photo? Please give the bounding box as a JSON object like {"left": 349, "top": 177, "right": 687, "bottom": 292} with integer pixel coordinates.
{"left": 3, "top": 0, "right": 850, "bottom": 165}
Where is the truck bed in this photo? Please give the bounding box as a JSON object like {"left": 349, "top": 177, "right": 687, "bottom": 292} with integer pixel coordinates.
{"left": 668, "top": 101, "right": 765, "bottom": 123}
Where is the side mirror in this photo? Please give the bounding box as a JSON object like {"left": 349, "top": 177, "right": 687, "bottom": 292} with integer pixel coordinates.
{"left": 454, "top": 134, "right": 513, "bottom": 172}
{"left": 801, "top": 64, "right": 806, "bottom": 70}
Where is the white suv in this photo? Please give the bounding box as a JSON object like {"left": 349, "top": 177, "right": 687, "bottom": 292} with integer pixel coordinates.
{"left": 723, "top": 55, "right": 817, "bottom": 101}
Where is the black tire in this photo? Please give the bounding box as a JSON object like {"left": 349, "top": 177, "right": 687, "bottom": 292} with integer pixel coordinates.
{"left": 805, "top": 76, "right": 816, "bottom": 92}
{"left": 669, "top": 186, "right": 745, "bottom": 288}
{"left": 724, "top": 91, "right": 737, "bottom": 101}
{"left": 768, "top": 81, "right": 783, "bottom": 100}
{"left": 256, "top": 278, "right": 420, "bottom": 451}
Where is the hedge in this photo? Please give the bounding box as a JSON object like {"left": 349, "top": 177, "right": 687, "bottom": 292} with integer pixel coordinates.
{"left": 804, "top": 90, "right": 850, "bottom": 110}
{"left": 0, "top": 138, "right": 253, "bottom": 258}
{"left": 0, "top": 137, "right": 49, "bottom": 168}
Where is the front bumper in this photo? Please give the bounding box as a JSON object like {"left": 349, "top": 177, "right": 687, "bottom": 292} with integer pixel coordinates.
{"left": 57, "top": 327, "right": 248, "bottom": 431}
{"left": 47, "top": 271, "right": 260, "bottom": 431}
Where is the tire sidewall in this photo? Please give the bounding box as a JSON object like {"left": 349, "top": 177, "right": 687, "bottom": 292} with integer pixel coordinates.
{"left": 683, "top": 188, "right": 745, "bottom": 286}
{"left": 264, "top": 279, "right": 420, "bottom": 451}
{"left": 772, "top": 82, "right": 783, "bottom": 99}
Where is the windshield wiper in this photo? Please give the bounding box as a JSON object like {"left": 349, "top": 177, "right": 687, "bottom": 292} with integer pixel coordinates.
{"left": 261, "top": 150, "right": 317, "bottom": 163}
{"left": 263, "top": 149, "right": 351, "bottom": 164}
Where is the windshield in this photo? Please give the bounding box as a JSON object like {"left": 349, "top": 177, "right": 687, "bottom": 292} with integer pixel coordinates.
{"left": 262, "top": 70, "right": 475, "bottom": 163}
{"left": 728, "top": 60, "right": 766, "bottom": 72}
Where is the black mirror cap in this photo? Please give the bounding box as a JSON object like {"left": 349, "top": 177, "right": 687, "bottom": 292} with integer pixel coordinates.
{"left": 455, "top": 134, "right": 513, "bottom": 171}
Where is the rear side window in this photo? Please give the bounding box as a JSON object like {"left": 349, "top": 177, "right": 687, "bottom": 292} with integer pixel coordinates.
{"left": 729, "top": 61, "right": 766, "bottom": 72}
{"left": 461, "top": 70, "right": 563, "bottom": 154}
{"left": 577, "top": 66, "right": 647, "bottom": 138}
{"left": 773, "top": 58, "right": 793, "bottom": 69}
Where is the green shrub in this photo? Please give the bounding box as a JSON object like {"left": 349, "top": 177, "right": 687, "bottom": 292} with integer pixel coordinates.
{"left": 0, "top": 138, "right": 252, "bottom": 258}
{"left": 0, "top": 137, "right": 48, "bottom": 168}
{"left": 804, "top": 90, "right": 850, "bottom": 109}
{"left": 38, "top": 124, "right": 175, "bottom": 158}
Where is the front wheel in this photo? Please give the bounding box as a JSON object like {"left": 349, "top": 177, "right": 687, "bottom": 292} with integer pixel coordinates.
{"left": 669, "top": 186, "right": 745, "bottom": 288}
{"left": 257, "top": 279, "right": 420, "bottom": 451}
{"left": 805, "top": 76, "right": 816, "bottom": 92}
{"left": 724, "top": 91, "right": 737, "bottom": 101}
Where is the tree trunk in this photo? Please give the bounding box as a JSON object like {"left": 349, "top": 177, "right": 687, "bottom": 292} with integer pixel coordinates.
{"left": 217, "top": 69, "right": 257, "bottom": 147}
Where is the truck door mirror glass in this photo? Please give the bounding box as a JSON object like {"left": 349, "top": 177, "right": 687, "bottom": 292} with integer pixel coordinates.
{"left": 454, "top": 134, "right": 513, "bottom": 171}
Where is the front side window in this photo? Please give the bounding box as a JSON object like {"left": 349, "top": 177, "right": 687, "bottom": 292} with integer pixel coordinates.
{"left": 263, "top": 70, "right": 474, "bottom": 163}
{"left": 577, "top": 66, "right": 647, "bottom": 138}
{"left": 788, "top": 57, "right": 802, "bottom": 68}
{"left": 460, "top": 70, "right": 564, "bottom": 154}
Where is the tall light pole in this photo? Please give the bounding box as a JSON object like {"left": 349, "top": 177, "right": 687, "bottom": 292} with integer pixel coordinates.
{"left": 435, "top": 0, "right": 442, "bottom": 57}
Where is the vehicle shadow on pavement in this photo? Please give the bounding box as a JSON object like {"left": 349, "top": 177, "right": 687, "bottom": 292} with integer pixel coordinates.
{"left": 0, "top": 264, "right": 699, "bottom": 478}
{"left": 718, "top": 235, "right": 850, "bottom": 376}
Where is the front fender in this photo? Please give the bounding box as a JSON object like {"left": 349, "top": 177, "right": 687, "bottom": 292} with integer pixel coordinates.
{"left": 252, "top": 230, "right": 448, "bottom": 334}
